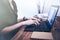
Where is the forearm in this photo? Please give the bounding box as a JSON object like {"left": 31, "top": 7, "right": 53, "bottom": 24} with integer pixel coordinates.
{"left": 2, "top": 22, "right": 25, "bottom": 33}
{"left": 2, "top": 19, "right": 40, "bottom": 33}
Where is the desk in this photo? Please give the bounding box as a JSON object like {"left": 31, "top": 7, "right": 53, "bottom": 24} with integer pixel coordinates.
{"left": 11, "top": 16, "right": 60, "bottom": 40}
{"left": 11, "top": 28, "right": 33, "bottom": 40}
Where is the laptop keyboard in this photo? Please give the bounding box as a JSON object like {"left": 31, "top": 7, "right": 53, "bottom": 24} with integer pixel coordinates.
{"left": 24, "top": 24, "right": 36, "bottom": 32}
{"left": 24, "top": 21, "right": 48, "bottom": 32}
{"left": 35, "top": 22, "right": 47, "bottom": 32}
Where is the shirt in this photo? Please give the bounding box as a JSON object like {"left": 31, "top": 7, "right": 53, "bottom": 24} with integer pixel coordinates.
{"left": 0, "top": 0, "right": 17, "bottom": 40}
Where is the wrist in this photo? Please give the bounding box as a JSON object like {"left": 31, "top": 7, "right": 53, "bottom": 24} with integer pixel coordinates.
{"left": 20, "top": 22, "right": 27, "bottom": 26}
{"left": 23, "top": 17, "right": 28, "bottom": 21}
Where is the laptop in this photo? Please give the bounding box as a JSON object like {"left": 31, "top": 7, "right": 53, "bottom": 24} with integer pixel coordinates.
{"left": 24, "top": 5, "right": 59, "bottom": 32}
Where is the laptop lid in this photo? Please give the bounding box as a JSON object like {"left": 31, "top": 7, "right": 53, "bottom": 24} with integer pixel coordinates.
{"left": 47, "top": 5, "right": 59, "bottom": 28}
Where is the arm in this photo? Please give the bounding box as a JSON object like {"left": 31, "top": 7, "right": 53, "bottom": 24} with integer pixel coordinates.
{"left": 2, "top": 22, "right": 24, "bottom": 33}
{"left": 2, "top": 19, "right": 39, "bottom": 33}
{"left": 17, "top": 17, "right": 41, "bottom": 22}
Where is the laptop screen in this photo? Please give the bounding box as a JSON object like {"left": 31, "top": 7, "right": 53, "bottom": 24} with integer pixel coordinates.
{"left": 47, "top": 6, "right": 59, "bottom": 27}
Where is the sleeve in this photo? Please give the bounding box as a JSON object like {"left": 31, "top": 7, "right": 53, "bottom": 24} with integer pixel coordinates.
{"left": 12, "top": 0, "right": 18, "bottom": 14}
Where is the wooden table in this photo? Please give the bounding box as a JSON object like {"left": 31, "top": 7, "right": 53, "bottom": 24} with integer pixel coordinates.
{"left": 11, "top": 28, "right": 33, "bottom": 40}
{"left": 11, "top": 16, "right": 60, "bottom": 40}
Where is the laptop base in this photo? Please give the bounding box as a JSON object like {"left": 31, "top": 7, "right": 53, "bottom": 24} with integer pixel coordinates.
{"left": 24, "top": 21, "right": 51, "bottom": 32}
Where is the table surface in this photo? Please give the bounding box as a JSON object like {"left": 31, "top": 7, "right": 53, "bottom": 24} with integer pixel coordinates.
{"left": 11, "top": 29, "right": 33, "bottom": 40}
{"left": 11, "top": 16, "right": 60, "bottom": 40}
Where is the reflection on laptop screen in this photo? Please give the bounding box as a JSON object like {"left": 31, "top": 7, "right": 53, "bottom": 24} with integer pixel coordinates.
{"left": 48, "top": 6, "right": 59, "bottom": 26}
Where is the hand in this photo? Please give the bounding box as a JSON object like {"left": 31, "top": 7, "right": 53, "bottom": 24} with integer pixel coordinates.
{"left": 21, "top": 19, "right": 40, "bottom": 26}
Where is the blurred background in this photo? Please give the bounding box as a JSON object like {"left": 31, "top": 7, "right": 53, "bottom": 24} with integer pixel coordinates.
{"left": 14, "top": 0, "right": 60, "bottom": 19}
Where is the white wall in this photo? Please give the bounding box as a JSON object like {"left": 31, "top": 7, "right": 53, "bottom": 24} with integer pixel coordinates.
{"left": 42, "top": 0, "right": 60, "bottom": 16}
{"left": 14, "top": 0, "right": 60, "bottom": 19}
{"left": 14, "top": 0, "right": 39, "bottom": 19}
{"left": 53, "top": 0, "right": 60, "bottom": 16}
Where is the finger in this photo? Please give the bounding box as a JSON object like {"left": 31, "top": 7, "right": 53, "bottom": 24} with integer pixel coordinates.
{"left": 31, "top": 18, "right": 41, "bottom": 22}
{"left": 34, "top": 20, "right": 40, "bottom": 25}
{"left": 34, "top": 23, "right": 37, "bottom": 25}
{"left": 33, "top": 18, "right": 41, "bottom": 23}
{"left": 36, "top": 19, "right": 41, "bottom": 22}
